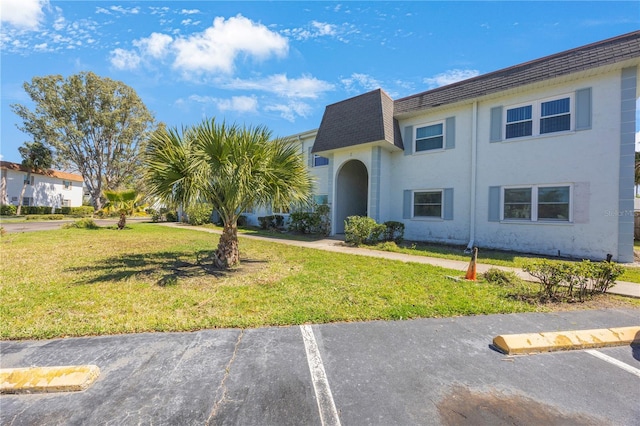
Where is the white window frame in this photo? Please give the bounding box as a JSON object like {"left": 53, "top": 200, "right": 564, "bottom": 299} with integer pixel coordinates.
{"left": 63, "top": 180, "right": 72, "bottom": 190}
{"left": 414, "top": 121, "right": 445, "bottom": 153}
{"left": 313, "top": 155, "right": 329, "bottom": 167}
{"left": 504, "top": 94, "right": 573, "bottom": 140}
{"left": 62, "top": 199, "right": 72, "bottom": 208}
{"left": 501, "top": 184, "right": 572, "bottom": 222}
{"left": 412, "top": 189, "right": 443, "bottom": 219}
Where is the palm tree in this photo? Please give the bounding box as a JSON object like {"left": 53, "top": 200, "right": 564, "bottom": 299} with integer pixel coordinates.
{"left": 104, "top": 189, "right": 139, "bottom": 229}
{"left": 16, "top": 141, "right": 53, "bottom": 216}
{"left": 144, "top": 119, "right": 313, "bottom": 269}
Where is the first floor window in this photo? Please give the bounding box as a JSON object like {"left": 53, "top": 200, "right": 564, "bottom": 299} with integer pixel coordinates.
{"left": 502, "top": 185, "right": 571, "bottom": 222}
{"left": 415, "top": 123, "right": 444, "bottom": 152}
{"left": 62, "top": 199, "right": 71, "bottom": 208}
{"left": 313, "top": 155, "right": 329, "bottom": 167}
{"left": 313, "top": 195, "right": 328, "bottom": 205}
{"left": 503, "top": 188, "right": 532, "bottom": 219}
{"left": 22, "top": 197, "right": 33, "bottom": 206}
{"left": 537, "top": 186, "right": 570, "bottom": 220}
{"left": 413, "top": 191, "right": 442, "bottom": 218}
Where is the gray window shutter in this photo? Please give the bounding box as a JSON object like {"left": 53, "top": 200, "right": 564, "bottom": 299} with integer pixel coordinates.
{"left": 403, "top": 126, "right": 413, "bottom": 156}
{"left": 403, "top": 190, "right": 412, "bottom": 219}
{"left": 307, "top": 147, "right": 313, "bottom": 167}
{"left": 575, "top": 88, "right": 592, "bottom": 131}
{"left": 488, "top": 186, "right": 501, "bottom": 222}
{"left": 443, "top": 188, "right": 454, "bottom": 220}
{"left": 490, "top": 106, "right": 503, "bottom": 143}
{"left": 445, "top": 117, "right": 455, "bottom": 150}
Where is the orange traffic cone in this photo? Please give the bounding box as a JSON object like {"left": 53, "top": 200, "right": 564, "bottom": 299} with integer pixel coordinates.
{"left": 465, "top": 247, "right": 478, "bottom": 281}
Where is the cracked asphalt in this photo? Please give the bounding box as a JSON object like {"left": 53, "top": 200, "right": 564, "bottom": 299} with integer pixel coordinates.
{"left": 1, "top": 309, "right": 639, "bottom": 425}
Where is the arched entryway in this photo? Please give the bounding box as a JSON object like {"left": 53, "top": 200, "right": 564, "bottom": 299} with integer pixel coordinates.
{"left": 335, "top": 160, "right": 368, "bottom": 233}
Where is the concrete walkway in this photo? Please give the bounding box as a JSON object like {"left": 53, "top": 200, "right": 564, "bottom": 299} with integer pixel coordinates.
{"left": 159, "top": 223, "right": 640, "bottom": 299}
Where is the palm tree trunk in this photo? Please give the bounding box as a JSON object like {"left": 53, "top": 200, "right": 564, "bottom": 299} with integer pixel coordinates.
{"left": 214, "top": 221, "right": 239, "bottom": 269}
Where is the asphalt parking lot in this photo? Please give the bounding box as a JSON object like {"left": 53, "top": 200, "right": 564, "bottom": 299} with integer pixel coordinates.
{"left": 1, "top": 308, "right": 639, "bottom": 425}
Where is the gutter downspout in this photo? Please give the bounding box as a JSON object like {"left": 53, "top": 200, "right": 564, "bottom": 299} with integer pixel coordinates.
{"left": 466, "top": 101, "right": 478, "bottom": 252}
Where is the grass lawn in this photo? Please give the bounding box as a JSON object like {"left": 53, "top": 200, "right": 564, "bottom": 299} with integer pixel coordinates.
{"left": 1, "top": 223, "right": 638, "bottom": 340}
{"left": 205, "top": 224, "right": 640, "bottom": 284}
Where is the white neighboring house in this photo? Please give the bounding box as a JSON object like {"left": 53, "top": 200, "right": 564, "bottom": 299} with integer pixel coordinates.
{"left": 0, "top": 161, "right": 84, "bottom": 210}
{"left": 251, "top": 31, "right": 639, "bottom": 263}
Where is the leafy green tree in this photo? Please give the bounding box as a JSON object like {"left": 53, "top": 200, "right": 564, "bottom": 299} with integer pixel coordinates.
{"left": 11, "top": 72, "right": 155, "bottom": 211}
{"left": 144, "top": 118, "right": 313, "bottom": 269}
{"left": 16, "top": 141, "right": 52, "bottom": 216}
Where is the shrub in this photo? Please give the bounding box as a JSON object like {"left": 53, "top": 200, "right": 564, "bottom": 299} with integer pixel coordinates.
{"left": 164, "top": 210, "right": 178, "bottom": 222}
{"left": 345, "top": 216, "right": 385, "bottom": 246}
{"left": 63, "top": 218, "right": 99, "bottom": 229}
{"left": 258, "top": 215, "right": 285, "bottom": 230}
{"left": 186, "top": 204, "right": 213, "bottom": 226}
{"left": 22, "top": 206, "right": 52, "bottom": 215}
{"left": 383, "top": 221, "right": 405, "bottom": 243}
{"left": 0, "top": 204, "right": 17, "bottom": 216}
{"left": 69, "top": 206, "right": 94, "bottom": 216}
{"left": 26, "top": 214, "right": 64, "bottom": 221}
{"left": 289, "top": 204, "right": 331, "bottom": 235}
{"left": 483, "top": 268, "right": 521, "bottom": 287}
{"left": 237, "top": 215, "right": 248, "bottom": 227}
{"left": 523, "top": 259, "right": 623, "bottom": 302}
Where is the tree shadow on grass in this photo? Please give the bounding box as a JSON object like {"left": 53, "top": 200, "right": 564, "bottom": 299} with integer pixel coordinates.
{"left": 66, "top": 250, "right": 267, "bottom": 286}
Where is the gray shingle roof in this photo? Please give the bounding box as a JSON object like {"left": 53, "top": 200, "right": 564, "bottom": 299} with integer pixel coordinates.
{"left": 311, "top": 89, "right": 403, "bottom": 153}
{"left": 395, "top": 30, "right": 640, "bottom": 116}
{"left": 312, "top": 31, "right": 639, "bottom": 154}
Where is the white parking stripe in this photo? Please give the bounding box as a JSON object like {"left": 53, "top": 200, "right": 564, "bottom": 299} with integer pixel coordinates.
{"left": 300, "top": 325, "right": 341, "bottom": 426}
{"left": 585, "top": 349, "right": 640, "bottom": 378}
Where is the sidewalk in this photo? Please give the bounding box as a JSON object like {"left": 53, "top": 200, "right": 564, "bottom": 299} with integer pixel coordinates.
{"left": 160, "top": 223, "right": 640, "bottom": 298}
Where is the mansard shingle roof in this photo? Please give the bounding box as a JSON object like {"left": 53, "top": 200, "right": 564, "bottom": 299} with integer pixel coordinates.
{"left": 395, "top": 30, "right": 640, "bottom": 116}
{"left": 311, "top": 89, "right": 403, "bottom": 153}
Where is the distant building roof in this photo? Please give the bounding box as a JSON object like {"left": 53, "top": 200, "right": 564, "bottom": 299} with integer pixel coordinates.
{"left": 0, "top": 161, "right": 84, "bottom": 182}
{"left": 312, "top": 31, "right": 640, "bottom": 154}
{"left": 312, "top": 89, "right": 403, "bottom": 153}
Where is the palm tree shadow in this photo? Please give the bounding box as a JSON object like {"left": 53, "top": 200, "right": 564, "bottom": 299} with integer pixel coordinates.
{"left": 66, "top": 250, "right": 266, "bottom": 286}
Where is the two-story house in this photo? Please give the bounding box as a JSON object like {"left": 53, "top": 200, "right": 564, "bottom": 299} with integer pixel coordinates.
{"left": 248, "top": 31, "right": 639, "bottom": 263}
{"left": 0, "top": 161, "right": 84, "bottom": 210}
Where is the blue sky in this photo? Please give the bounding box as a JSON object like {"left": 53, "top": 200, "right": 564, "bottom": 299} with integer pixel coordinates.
{"left": 1, "top": 1, "right": 639, "bottom": 163}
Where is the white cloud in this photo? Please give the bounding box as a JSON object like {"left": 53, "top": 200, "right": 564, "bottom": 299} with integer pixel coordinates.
{"left": 423, "top": 69, "right": 480, "bottom": 89}
{"left": 1, "top": 0, "right": 48, "bottom": 30}
{"left": 341, "top": 73, "right": 382, "bottom": 93}
{"left": 181, "top": 9, "right": 200, "bottom": 15}
{"left": 189, "top": 94, "right": 258, "bottom": 113}
{"left": 172, "top": 14, "right": 288, "bottom": 75}
{"left": 282, "top": 20, "right": 351, "bottom": 42}
{"left": 224, "top": 74, "right": 334, "bottom": 99}
{"left": 133, "top": 32, "right": 173, "bottom": 59}
{"left": 110, "top": 48, "right": 141, "bottom": 70}
{"left": 265, "top": 101, "right": 312, "bottom": 122}
{"left": 110, "top": 5, "right": 140, "bottom": 15}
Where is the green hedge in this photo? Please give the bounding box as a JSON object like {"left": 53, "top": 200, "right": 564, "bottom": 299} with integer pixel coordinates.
{"left": 0, "top": 204, "right": 17, "bottom": 216}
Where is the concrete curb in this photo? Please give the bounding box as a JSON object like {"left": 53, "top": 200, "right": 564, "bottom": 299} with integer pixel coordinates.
{"left": 492, "top": 326, "right": 640, "bottom": 355}
{"left": 0, "top": 365, "right": 100, "bottom": 394}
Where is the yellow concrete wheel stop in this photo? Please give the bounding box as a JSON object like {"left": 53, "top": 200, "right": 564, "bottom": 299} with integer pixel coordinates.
{"left": 493, "top": 326, "right": 640, "bottom": 355}
{"left": 0, "top": 365, "right": 100, "bottom": 394}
